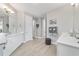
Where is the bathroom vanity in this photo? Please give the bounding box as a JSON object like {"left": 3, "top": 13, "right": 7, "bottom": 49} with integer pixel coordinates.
{"left": 0, "top": 33, "right": 7, "bottom": 56}
{"left": 0, "top": 32, "right": 24, "bottom": 56}
{"left": 3, "top": 32, "right": 24, "bottom": 56}
{"left": 57, "top": 33, "right": 79, "bottom": 56}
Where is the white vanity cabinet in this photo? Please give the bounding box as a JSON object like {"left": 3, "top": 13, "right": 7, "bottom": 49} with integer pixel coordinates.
{"left": 57, "top": 43, "right": 79, "bottom": 56}
{"left": 0, "top": 45, "right": 4, "bottom": 56}
{"left": 0, "top": 33, "right": 7, "bottom": 56}
{"left": 3, "top": 37, "right": 14, "bottom": 56}
{"left": 3, "top": 33, "right": 24, "bottom": 56}
{"left": 57, "top": 33, "right": 79, "bottom": 56}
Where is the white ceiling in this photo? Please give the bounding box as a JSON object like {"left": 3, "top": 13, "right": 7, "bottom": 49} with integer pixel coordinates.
{"left": 10, "top": 3, "right": 66, "bottom": 17}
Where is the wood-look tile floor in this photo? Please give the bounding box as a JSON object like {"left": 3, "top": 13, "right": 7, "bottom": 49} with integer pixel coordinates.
{"left": 11, "top": 39, "right": 57, "bottom": 56}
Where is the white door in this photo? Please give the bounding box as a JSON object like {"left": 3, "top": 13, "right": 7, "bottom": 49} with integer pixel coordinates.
{"left": 24, "top": 15, "right": 33, "bottom": 42}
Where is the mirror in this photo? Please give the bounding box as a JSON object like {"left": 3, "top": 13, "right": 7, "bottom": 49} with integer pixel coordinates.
{"left": 9, "top": 13, "right": 17, "bottom": 34}
{"left": 73, "top": 4, "right": 79, "bottom": 38}
{"left": 70, "top": 3, "right": 79, "bottom": 38}
{"left": 0, "top": 4, "right": 17, "bottom": 35}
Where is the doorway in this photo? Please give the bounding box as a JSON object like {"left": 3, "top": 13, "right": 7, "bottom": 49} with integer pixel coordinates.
{"left": 32, "top": 16, "right": 46, "bottom": 39}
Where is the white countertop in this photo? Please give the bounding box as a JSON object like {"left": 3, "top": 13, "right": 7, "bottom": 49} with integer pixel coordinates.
{"left": 57, "top": 33, "right": 79, "bottom": 48}
{"left": 0, "top": 32, "right": 24, "bottom": 44}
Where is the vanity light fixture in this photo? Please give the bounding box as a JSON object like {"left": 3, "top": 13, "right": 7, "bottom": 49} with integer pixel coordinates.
{"left": 2, "top": 4, "right": 15, "bottom": 14}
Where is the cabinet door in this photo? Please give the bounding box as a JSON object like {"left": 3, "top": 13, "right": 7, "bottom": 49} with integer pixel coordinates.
{"left": 3, "top": 38, "right": 15, "bottom": 56}
{"left": 0, "top": 45, "right": 3, "bottom": 56}
{"left": 3, "top": 34, "right": 23, "bottom": 56}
